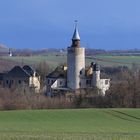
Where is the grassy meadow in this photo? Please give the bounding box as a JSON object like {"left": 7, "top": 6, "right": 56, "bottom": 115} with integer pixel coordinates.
{"left": 0, "top": 54, "right": 67, "bottom": 69}
{"left": 1, "top": 54, "right": 140, "bottom": 69}
{"left": 86, "top": 55, "right": 140, "bottom": 67}
{"left": 0, "top": 109, "right": 139, "bottom": 140}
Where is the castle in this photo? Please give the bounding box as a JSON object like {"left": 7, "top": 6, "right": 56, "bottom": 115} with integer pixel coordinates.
{"left": 46, "top": 24, "right": 110, "bottom": 95}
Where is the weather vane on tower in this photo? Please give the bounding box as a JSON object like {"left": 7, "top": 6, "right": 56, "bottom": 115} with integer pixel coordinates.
{"left": 74, "top": 20, "right": 78, "bottom": 27}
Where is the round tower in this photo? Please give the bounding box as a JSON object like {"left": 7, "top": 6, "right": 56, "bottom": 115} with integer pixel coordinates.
{"left": 67, "top": 22, "right": 85, "bottom": 90}
{"left": 92, "top": 62, "right": 100, "bottom": 87}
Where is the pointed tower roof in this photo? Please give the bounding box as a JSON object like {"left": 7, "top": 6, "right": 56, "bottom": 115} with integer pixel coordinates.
{"left": 72, "top": 21, "right": 80, "bottom": 40}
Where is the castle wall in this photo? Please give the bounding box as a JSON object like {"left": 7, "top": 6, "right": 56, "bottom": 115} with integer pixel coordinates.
{"left": 97, "top": 79, "right": 110, "bottom": 95}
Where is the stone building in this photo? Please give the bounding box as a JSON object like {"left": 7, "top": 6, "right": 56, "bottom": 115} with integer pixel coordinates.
{"left": 0, "top": 65, "right": 40, "bottom": 93}
{"left": 46, "top": 24, "right": 110, "bottom": 95}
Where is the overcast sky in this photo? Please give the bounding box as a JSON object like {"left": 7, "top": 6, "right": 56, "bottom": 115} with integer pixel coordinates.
{"left": 0, "top": 0, "right": 140, "bottom": 50}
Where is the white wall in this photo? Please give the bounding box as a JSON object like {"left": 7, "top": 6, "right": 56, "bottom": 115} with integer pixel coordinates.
{"left": 51, "top": 78, "right": 66, "bottom": 89}
{"left": 98, "top": 79, "right": 110, "bottom": 95}
{"left": 29, "top": 76, "right": 40, "bottom": 93}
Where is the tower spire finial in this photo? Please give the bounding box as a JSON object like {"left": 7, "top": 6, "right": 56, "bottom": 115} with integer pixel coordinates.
{"left": 72, "top": 20, "right": 80, "bottom": 40}
{"left": 75, "top": 20, "right": 78, "bottom": 28}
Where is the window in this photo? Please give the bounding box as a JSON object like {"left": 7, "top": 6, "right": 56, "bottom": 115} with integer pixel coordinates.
{"left": 24, "top": 80, "right": 28, "bottom": 83}
{"left": 86, "top": 80, "right": 91, "bottom": 85}
{"left": 60, "top": 81, "right": 62, "bottom": 85}
{"left": 105, "top": 80, "right": 108, "bottom": 85}
{"left": 6, "top": 80, "right": 9, "bottom": 84}
{"left": 79, "top": 82, "right": 81, "bottom": 87}
{"left": 48, "top": 79, "right": 50, "bottom": 84}
{"left": 11, "top": 80, "right": 14, "bottom": 84}
{"left": 80, "top": 70, "right": 82, "bottom": 75}
{"left": 18, "top": 80, "right": 21, "bottom": 84}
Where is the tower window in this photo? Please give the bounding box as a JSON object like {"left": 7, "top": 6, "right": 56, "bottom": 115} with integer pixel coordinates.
{"left": 80, "top": 70, "right": 82, "bottom": 75}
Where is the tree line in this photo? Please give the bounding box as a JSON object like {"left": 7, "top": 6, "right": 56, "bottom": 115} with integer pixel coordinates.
{"left": 75, "top": 65, "right": 140, "bottom": 108}
{"left": 0, "top": 61, "right": 140, "bottom": 110}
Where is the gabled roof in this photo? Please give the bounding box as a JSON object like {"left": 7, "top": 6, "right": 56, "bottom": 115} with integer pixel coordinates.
{"left": 46, "top": 66, "right": 67, "bottom": 79}
{"left": 23, "top": 65, "right": 39, "bottom": 77}
{"left": 7, "top": 66, "right": 30, "bottom": 77}
{"left": 23, "top": 65, "right": 34, "bottom": 76}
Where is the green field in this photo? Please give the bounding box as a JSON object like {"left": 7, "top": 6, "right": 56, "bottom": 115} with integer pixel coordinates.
{"left": 0, "top": 109, "right": 140, "bottom": 140}
{"left": 94, "top": 55, "right": 140, "bottom": 67}
{"left": 2, "top": 54, "right": 140, "bottom": 68}
{"left": 1, "top": 54, "right": 67, "bottom": 69}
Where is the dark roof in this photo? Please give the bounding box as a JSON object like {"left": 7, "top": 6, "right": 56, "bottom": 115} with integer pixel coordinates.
{"left": 7, "top": 66, "right": 30, "bottom": 77}
{"left": 0, "top": 65, "right": 39, "bottom": 78}
{"left": 23, "top": 65, "right": 39, "bottom": 77}
{"left": 46, "top": 66, "right": 66, "bottom": 78}
{"left": 23, "top": 65, "right": 35, "bottom": 76}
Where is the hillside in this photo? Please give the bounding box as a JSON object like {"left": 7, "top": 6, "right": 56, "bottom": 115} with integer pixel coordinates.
{"left": 1, "top": 54, "right": 140, "bottom": 69}
{"left": 0, "top": 109, "right": 139, "bottom": 140}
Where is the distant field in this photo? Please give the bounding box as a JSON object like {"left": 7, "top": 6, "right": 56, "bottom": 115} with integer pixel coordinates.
{"left": 0, "top": 109, "right": 139, "bottom": 140}
{"left": 0, "top": 54, "right": 67, "bottom": 69}
{"left": 1, "top": 54, "right": 140, "bottom": 68}
{"left": 86, "top": 55, "right": 140, "bottom": 67}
